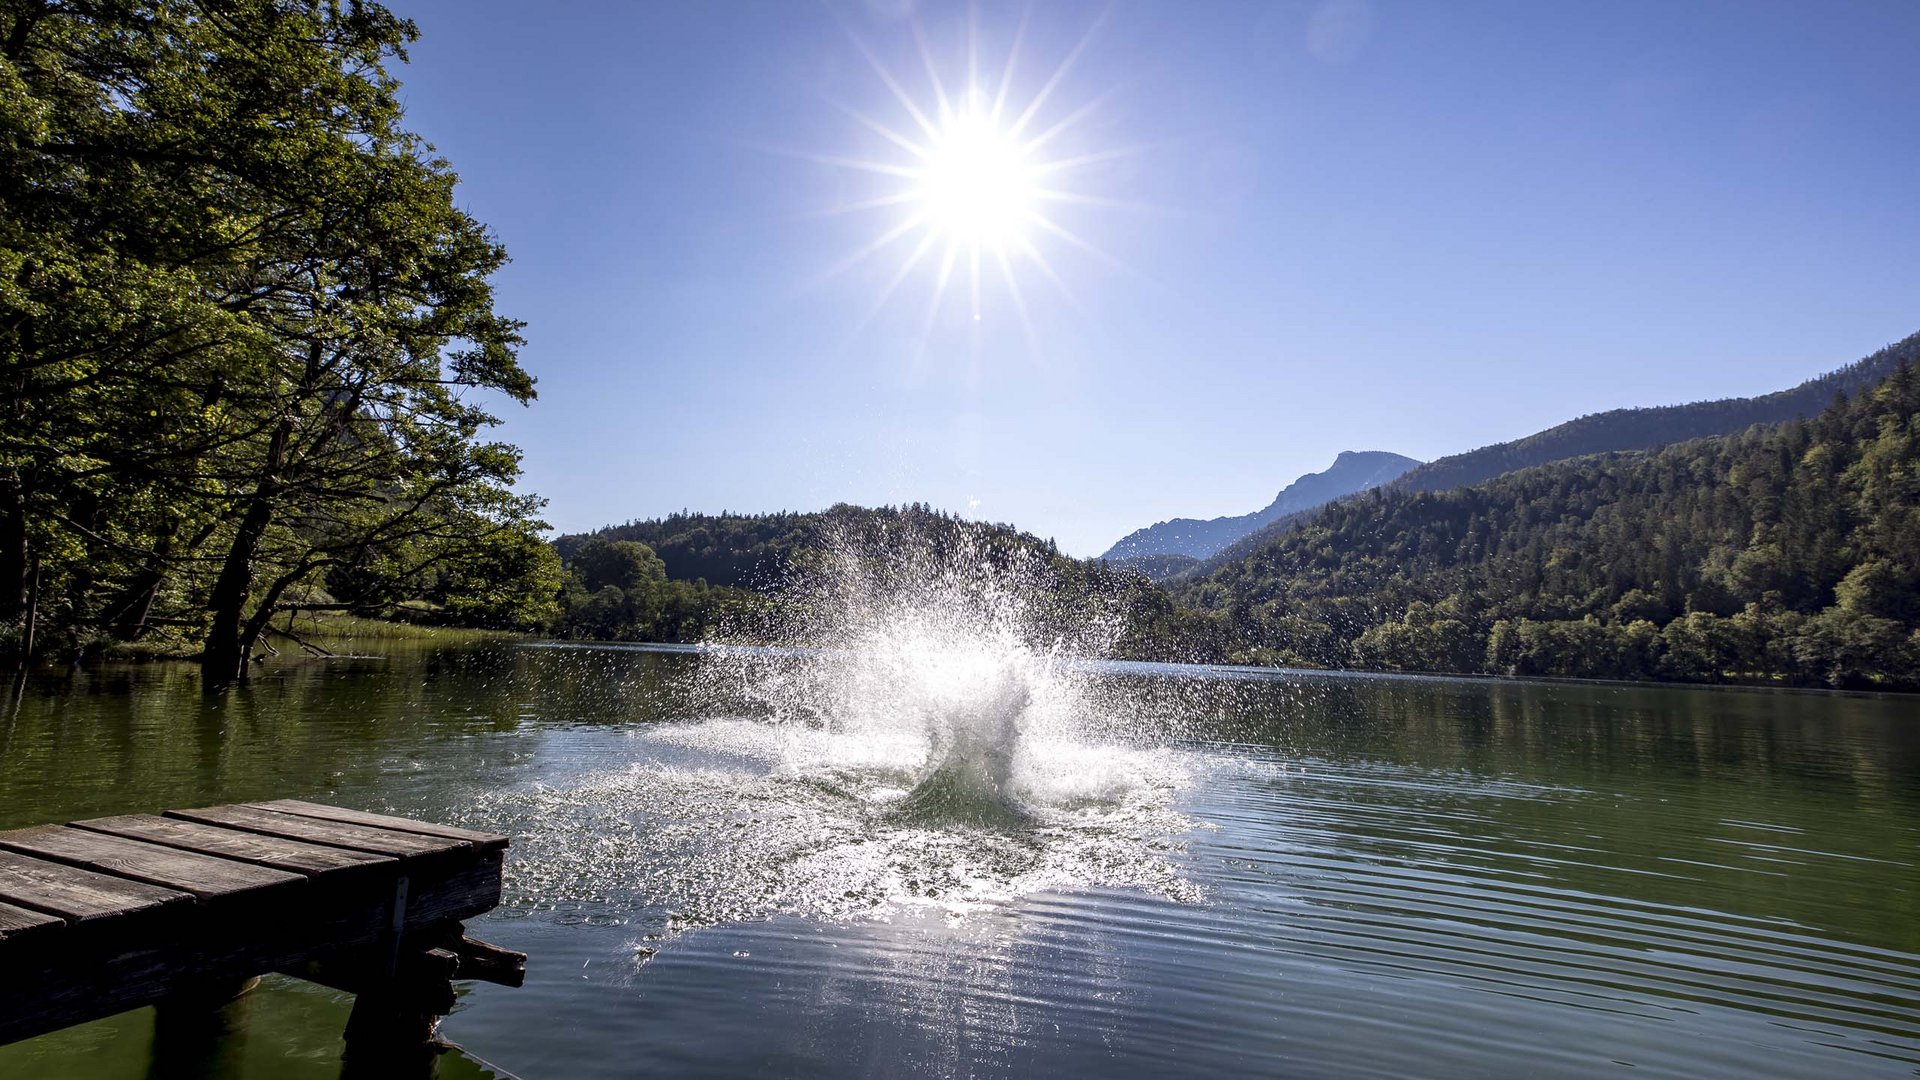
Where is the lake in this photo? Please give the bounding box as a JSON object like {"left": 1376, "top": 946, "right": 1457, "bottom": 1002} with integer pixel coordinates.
{"left": 1, "top": 640, "right": 1916, "bottom": 1078}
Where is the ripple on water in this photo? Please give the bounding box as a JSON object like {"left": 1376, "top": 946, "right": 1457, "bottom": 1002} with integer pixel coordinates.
{"left": 456, "top": 721, "right": 1920, "bottom": 1078}
{"left": 472, "top": 716, "right": 1204, "bottom": 937}
{"left": 1172, "top": 751, "right": 1920, "bottom": 1074}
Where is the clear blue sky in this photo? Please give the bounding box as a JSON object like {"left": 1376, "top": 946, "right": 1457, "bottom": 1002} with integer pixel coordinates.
{"left": 389, "top": 0, "right": 1920, "bottom": 556}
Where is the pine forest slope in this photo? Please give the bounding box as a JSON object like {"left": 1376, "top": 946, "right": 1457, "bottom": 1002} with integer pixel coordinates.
{"left": 1392, "top": 330, "right": 1920, "bottom": 496}
{"left": 1198, "top": 332, "right": 1920, "bottom": 574}
{"left": 1179, "top": 359, "right": 1920, "bottom": 688}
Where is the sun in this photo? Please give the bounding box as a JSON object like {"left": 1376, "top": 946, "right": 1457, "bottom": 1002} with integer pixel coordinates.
{"left": 913, "top": 103, "right": 1039, "bottom": 253}
{"left": 809, "top": 12, "right": 1127, "bottom": 335}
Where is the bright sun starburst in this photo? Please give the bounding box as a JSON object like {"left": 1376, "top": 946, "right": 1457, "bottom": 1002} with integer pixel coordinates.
{"left": 914, "top": 104, "right": 1039, "bottom": 252}
{"left": 812, "top": 11, "right": 1126, "bottom": 337}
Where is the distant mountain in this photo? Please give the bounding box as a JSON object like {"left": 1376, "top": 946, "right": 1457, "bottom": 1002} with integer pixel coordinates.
{"left": 1199, "top": 331, "right": 1920, "bottom": 572}
{"left": 1100, "top": 451, "right": 1421, "bottom": 564}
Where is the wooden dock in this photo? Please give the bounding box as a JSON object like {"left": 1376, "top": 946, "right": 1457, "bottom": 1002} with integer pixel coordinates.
{"left": 0, "top": 799, "right": 525, "bottom": 1072}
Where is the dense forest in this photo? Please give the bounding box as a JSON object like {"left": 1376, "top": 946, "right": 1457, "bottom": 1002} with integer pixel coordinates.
{"left": 1181, "top": 361, "right": 1920, "bottom": 689}
{"left": 548, "top": 504, "right": 1222, "bottom": 661}
{"left": 557, "top": 510, "right": 833, "bottom": 589}
{"left": 1104, "top": 553, "right": 1202, "bottom": 581}
{"left": 1199, "top": 333, "right": 1920, "bottom": 573}
{"left": 547, "top": 509, "right": 832, "bottom": 644}
{"left": 1, "top": 2, "right": 559, "bottom": 684}
{"left": 1390, "top": 331, "right": 1920, "bottom": 496}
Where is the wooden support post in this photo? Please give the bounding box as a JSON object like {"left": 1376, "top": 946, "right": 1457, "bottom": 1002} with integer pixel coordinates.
{"left": 148, "top": 975, "right": 260, "bottom": 1080}
{"left": 289, "top": 917, "right": 525, "bottom": 1077}
{"left": 339, "top": 946, "right": 460, "bottom": 1079}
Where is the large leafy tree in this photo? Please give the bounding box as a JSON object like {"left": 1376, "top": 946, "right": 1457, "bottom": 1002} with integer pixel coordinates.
{"left": 2, "top": 1, "right": 551, "bottom": 684}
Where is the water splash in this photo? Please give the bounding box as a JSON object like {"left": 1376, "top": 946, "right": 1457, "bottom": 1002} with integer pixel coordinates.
{"left": 712, "top": 517, "right": 1179, "bottom": 815}
{"left": 481, "top": 517, "right": 1202, "bottom": 941}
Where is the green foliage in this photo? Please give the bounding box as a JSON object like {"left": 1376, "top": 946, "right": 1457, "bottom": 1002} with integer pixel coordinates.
{"left": 550, "top": 506, "right": 1057, "bottom": 646}
{"left": 558, "top": 504, "right": 1060, "bottom": 590}
{"left": 0, "top": 2, "right": 553, "bottom": 680}
{"left": 572, "top": 540, "right": 667, "bottom": 595}
{"left": 561, "top": 507, "right": 862, "bottom": 588}
{"left": 419, "top": 527, "right": 564, "bottom": 631}
{"left": 555, "top": 538, "right": 706, "bottom": 642}
{"left": 1354, "top": 602, "right": 1481, "bottom": 674}
{"left": 1203, "top": 333, "right": 1920, "bottom": 573}
{"left": 1392, "top": 331, "right": 1920, "bottom": 498}
{"left": 548, "top": 504, "right": 1233, "bottom": 663}
{"left": 1104, "top": 553, "right": 1202, "bottom": 581}
{"left": 1185, "top": 361, "right": 1920, "bottom": 689}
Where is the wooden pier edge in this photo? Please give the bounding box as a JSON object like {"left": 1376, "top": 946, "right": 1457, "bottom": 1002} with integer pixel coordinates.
{"left": 0, "top": 800, "right": 526, "bottom": 1072}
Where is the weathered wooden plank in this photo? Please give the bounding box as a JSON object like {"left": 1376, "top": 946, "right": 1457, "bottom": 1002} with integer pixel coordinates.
{"left": 0, "top": 849, "right": 506, "bottom": 1046}
{"left": 0, "top": 899, "right": 63, "bottom": 945}
{"left": 166, "top": 804, "right": 466, "bottom": 858}
{"left": 249, "top": 799, "right": 509, "bottom": 851}
{"left": 0, "top": 800, "right": 514, "bottom": 1052}
{"left": 0, "top": 848, "right": 190, "bottom": 922}
{"left": 0, "top": 826, "right": 302, "bottom": 901}
{"left": 75, "top": 815, "right": 398, "bottom": 877}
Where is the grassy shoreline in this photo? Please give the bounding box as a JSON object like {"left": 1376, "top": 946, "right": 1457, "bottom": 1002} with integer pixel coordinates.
{"left": 96, "top": 614, "right": 523, "bottom": 663}
{"left": 287, "top": 613, "right": 523, "bottom": 644}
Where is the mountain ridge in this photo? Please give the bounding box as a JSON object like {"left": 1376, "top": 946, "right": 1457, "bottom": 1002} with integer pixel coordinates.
{"left": 1191, "top": 330, "right": 1920, "bottom": 575}
{"left": 1169, "top": 355, "right": 1920, "bottom": 688}
{"left": 1100, "top": 450, "right": 1420, "bottom": 563}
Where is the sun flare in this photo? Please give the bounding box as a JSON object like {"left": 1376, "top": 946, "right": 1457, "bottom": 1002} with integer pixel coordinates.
{"left": 812, "top": 13, "right": 1127, "bottom": 335}
{"left": 913, "top": 104, "right": 1039, "bottom": 252}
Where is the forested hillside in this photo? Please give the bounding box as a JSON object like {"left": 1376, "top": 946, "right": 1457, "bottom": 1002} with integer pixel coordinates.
{"left": 1182, "top": 361, "right": 1920, "bottom": 688}
{"left": 1196, "top": 333, "right": 1920, "bottom": 573}
{"left": 1101, "top": 451, "right": 1418, "bottom": 563}
{"left": 1, "top": 2, "right": 557, "bottom": 684}
{"left": 1103, "top": 553, "right": 1202, "bottom": 580}
{"left": 549, "top": 506, "right": 957, "bottom": 642}
{"left": 1393, "top": 331, "right": 1920, "bottom": 495}
{"left": 551, "top": 504, "right": 1220, "bottom": 657}
{"left": 558, "top": 510, "right": 832, "bottom": 588}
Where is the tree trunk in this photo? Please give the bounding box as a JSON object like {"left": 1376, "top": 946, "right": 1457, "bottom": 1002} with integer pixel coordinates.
{"left": 106, "top": 565, "right": 166, "bottom": 642}
{"left": 201, "top": 498, "right": 273, "bottom": 690}
{"left": 238, "top": 564, "right": 313, "bottom": 668}
{"left": 103, "top": 517, "right": 198, "bottom": 642}
{"left": 0, "top": 475, "right": 25, "bottom": 625}
{"left": 201, "top": 421, "right": 289, "bottom": 690}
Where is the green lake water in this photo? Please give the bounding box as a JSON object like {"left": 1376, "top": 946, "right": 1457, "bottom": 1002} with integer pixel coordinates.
{"left": 1, "top": 641, "right": 1915, "bottom": 1078}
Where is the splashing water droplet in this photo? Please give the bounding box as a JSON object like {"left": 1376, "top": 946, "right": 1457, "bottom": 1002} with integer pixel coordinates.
{"left": 483, "top": 514, "right": 1203, "bottom": 944}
